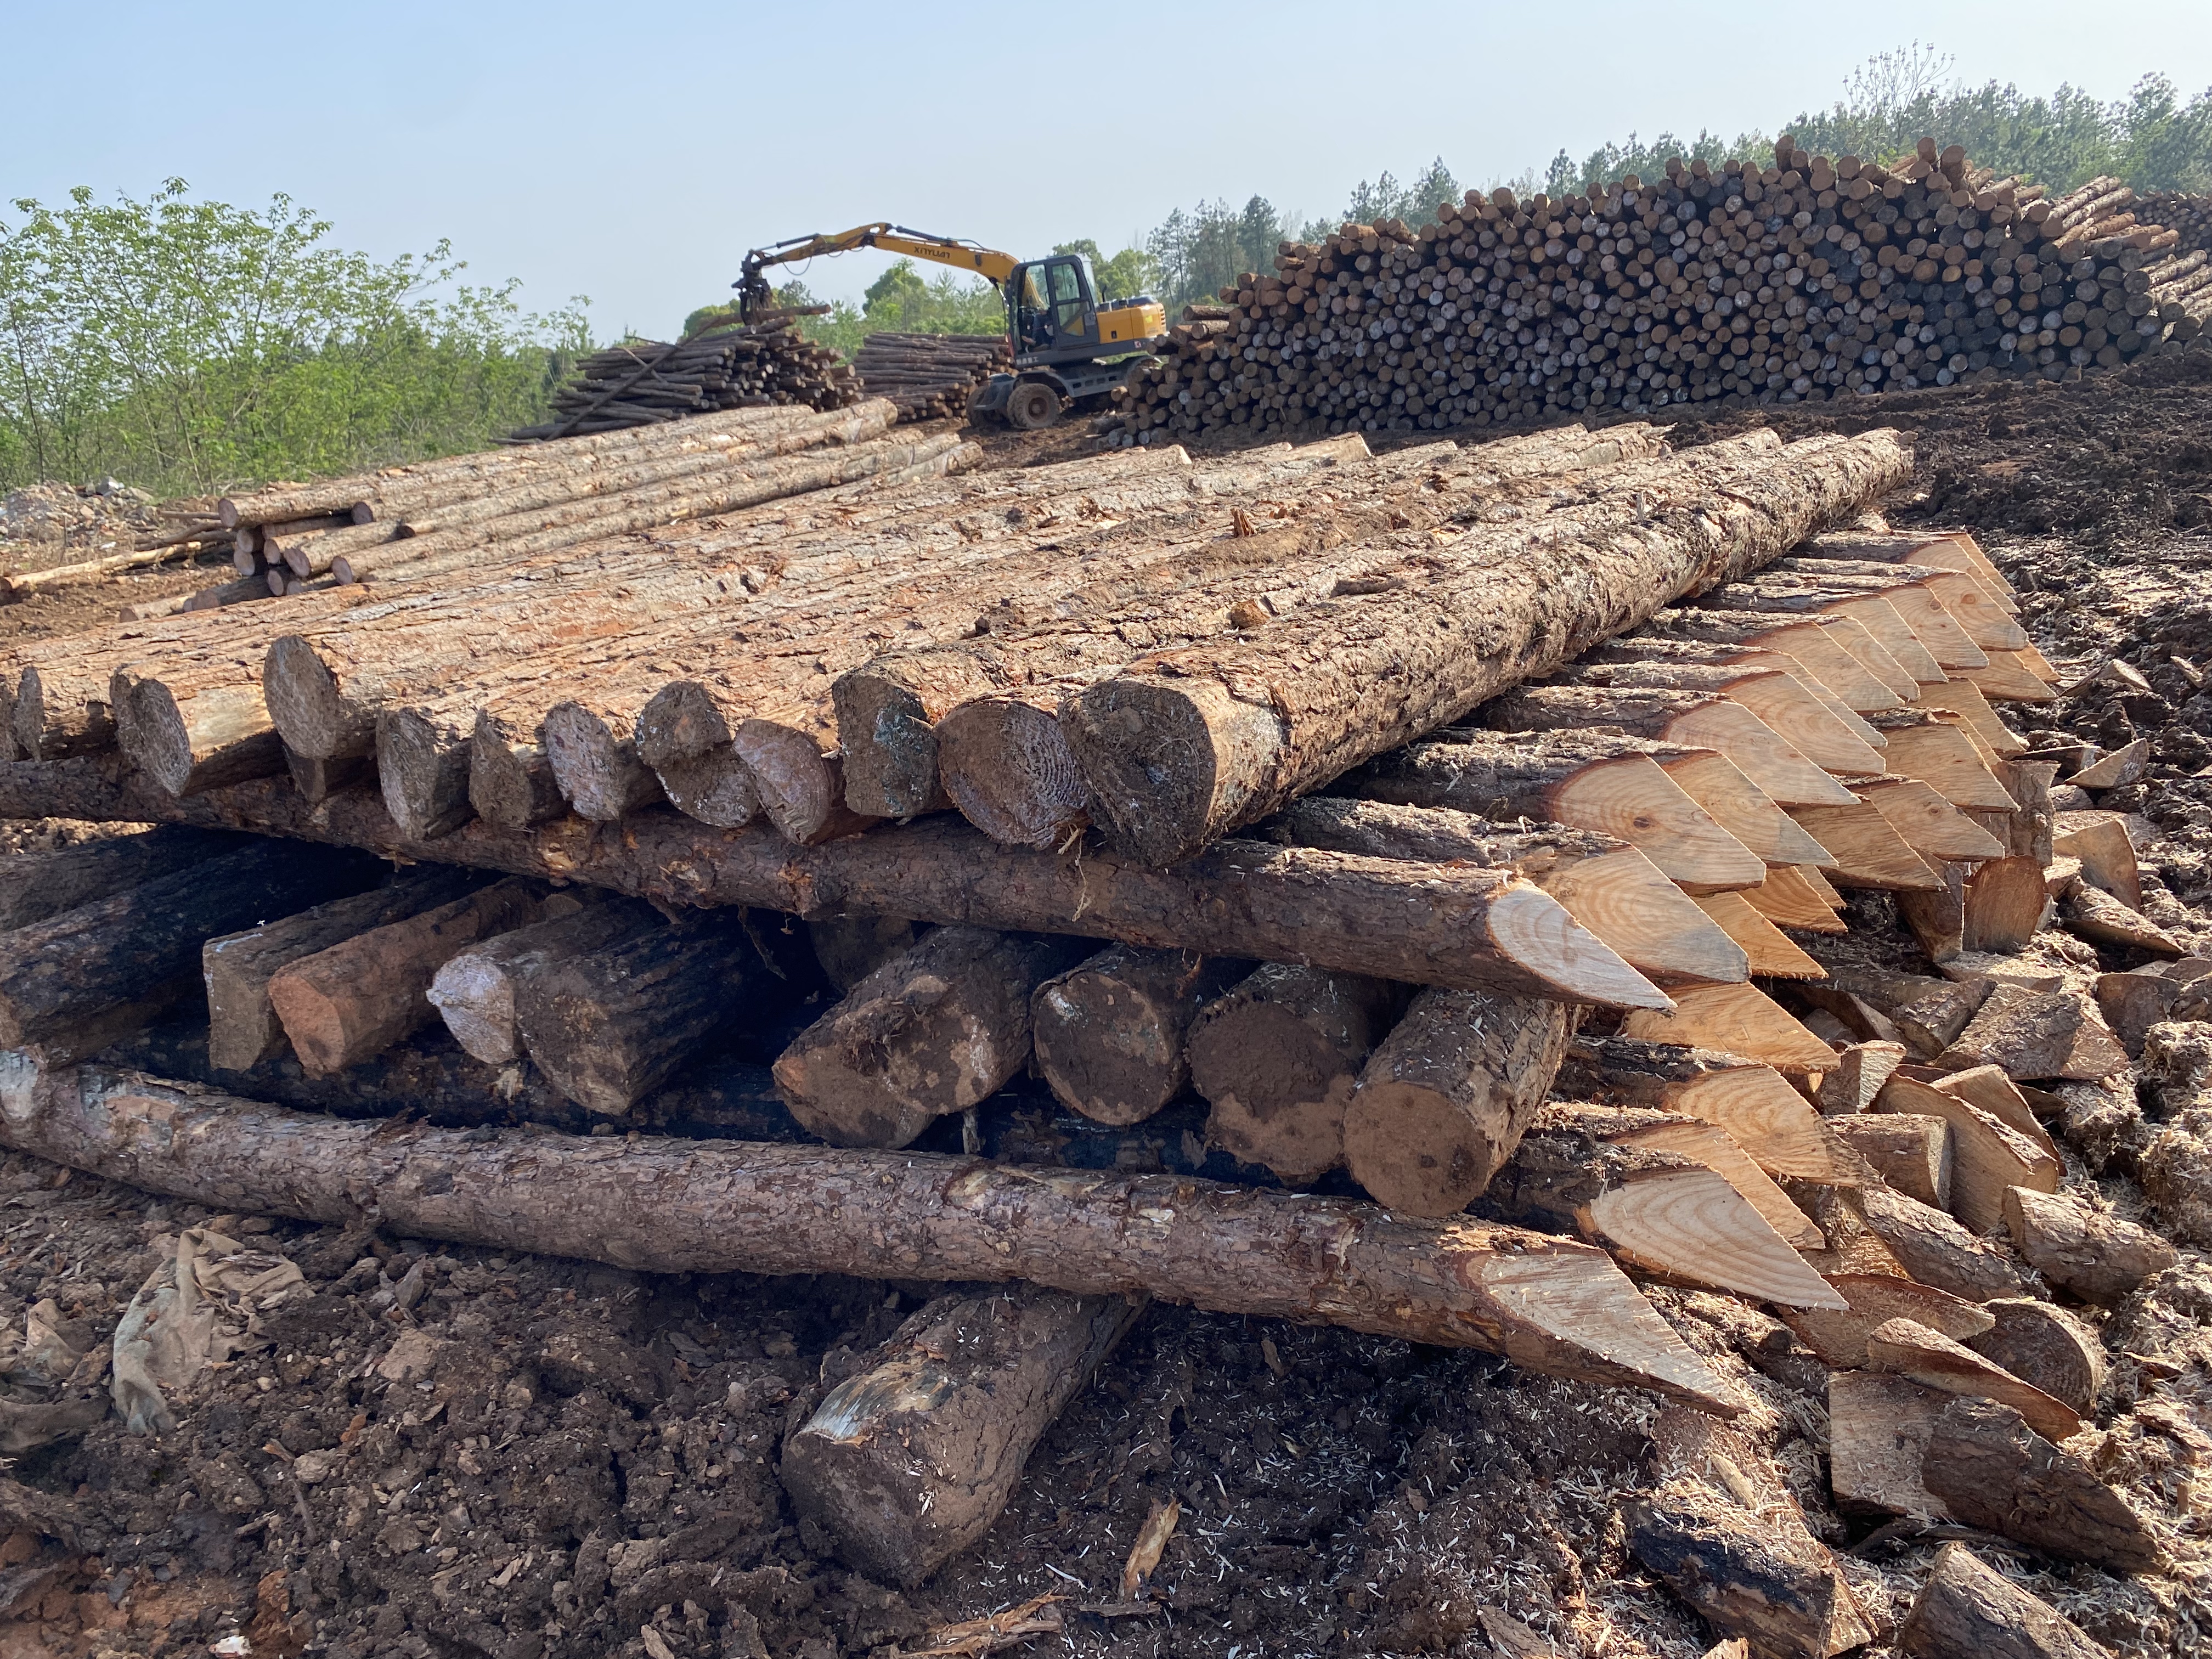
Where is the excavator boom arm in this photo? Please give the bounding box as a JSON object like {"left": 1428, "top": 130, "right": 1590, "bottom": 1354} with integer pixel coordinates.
{"left": 737, "top": 224, "right": 1020, "bottom": 317}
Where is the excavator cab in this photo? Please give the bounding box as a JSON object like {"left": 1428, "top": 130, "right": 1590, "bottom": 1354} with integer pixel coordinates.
{"left": 983, "top": 254, "right": 1167, "bottom": 428}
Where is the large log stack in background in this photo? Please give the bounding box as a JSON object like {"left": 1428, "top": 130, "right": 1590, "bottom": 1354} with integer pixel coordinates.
{"left": 1098, "top": 137, "right": 2212, "bottom": 446}
{"left": 853, "top": 331, "right": 1013, "bottom": 421}
{"left": 509, "top": 314, "right": 860, "bottom": 439}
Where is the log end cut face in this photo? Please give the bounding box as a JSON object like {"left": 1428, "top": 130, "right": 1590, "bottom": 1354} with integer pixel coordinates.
{"left": 262, "top": 634, "right": 351, "bottom": 759}
{"left": 937, "top": 696, "right": 1090, "bottom": 851}
{"left": 1062, "top": 676, "right": 1285, "bottom": 867}
{"left": 831, "top": 672, "right": 941, "bottom": 819}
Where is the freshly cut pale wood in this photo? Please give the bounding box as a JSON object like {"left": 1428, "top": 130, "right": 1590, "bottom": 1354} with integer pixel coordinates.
{"left": 1259, "top": 795, "right": 1747, "bottom": 989}
{"left": 775, "top": 928, "right": 1093, "bottom": 1148}
{"left": 1871, "top": 713, "right": 2018, "bottom": 810}
{"left": 1341, "top": 986, "right": 1570, "bottom": 1214}
{"left": 1635, "top": 610, "right": 1900, "bottom": 712}
{"left": 1785, "top": 803, "right": 1940, "bottom": 890}
{"left": 0, "top": 826, "right": 245, "bottom": 931}
{"left": 1922, "top": 1398, "right": 2159, "bottom": 1573}
{"left": 1931, "top": 1065, "right": 2058, "bottom": 1156}
{"left": 1189, "top": 964, "right": 1398, "bottom": 1186}
{"left": 1857, "top": 778, "right": 2006, "bottom": 861}
{"left": 1965, "top": 1301, "right": 2107, "bottom": 1417}
{"left": 1658, "top": 749, "right": 1838, "bottom": 867}
{"left": 1344, "top": 733, "right": 1768, "bottom": 893}
{"left": 2002, "top": 1186, "right": 2179, "bottom": 1304}
{"left": 266, "top": 879, "right": 544, "bottom": 1076}
{"left": 204, "top": 867, "right": 483, "bottom": 1070}
{"left": 426, "top": 896, "right": 660, "bottom": 1064}
{"left": 1915, "top": 680, "right": 2027, "bottom": 758}
{"left": 1872, "top": 1074, "right": 2061, "bottom": 1233}
{"left": 1832, "top": 1114, "right": 1953, "bottom": 1209}
{"left": 1555, "top": 1037, "right": 1857, "bottom": 1182}
{"left": 1961, "top": 857, "right": 2049, "bottom": 954}
{"left": 781, "top": 1286, "right": 1141, "bottom": 1587}
{"left": 1864, "top": 1318, "right": 2083, "bottom": 1442}
{"left": 0, "top": 1064, "right": 1746, "bottom": 1410}
{"left": 1818, "top": 1041, "right": 1908, "bottom": 1115}
{"left": 1953, "top": 651, "right": 2061, "bottom": 704}
{"left": 1032, "top": 946, "right": 1249, "bottom": 1126}
{"left": 2069, "top": 738, "right": 2149, "bottom": 791}
{"left": 2063, "top": 883, "right": 2184, "bottom": 956}
{"left": 1742, "top": 866, "right": 1848, "bottom": 933}
{"left": 1934, "top": 986, "right": 2129, "bottom": 1082}
{"left": 1547, "top": 662, "right": 1884, "bottom": 776}
{"left": 1858, "top": 1182, "right": 2027, "bottom": 1303}
{"left": 1780, "top": 1273, "right": 1995, "bottom": 1368}
{"left": 1582, "top": 636, "right": 1887, "bottom": 746}
{"left": 1621, "top": 983, "right": 1840, "bottom": 1074}
{"left": 1690, "top": 893, "right": 1824, "bottom": 977}
{"left": 1602, "top": 1115, "right": 1822, "bottom": 1249}
{"left": 1830, "top": 1370, "right": 1955, "bottom": 1517}
{"left": 1900, "top": 1542, "right": 2111, "bottom": 1659}
{"left": 1770, "top": 565, "right": 1993, "bottom": 670}
{"left": 2052, "top": 810, "right": 2142, "bottom": 909}
{"left": 1489, "top": 1119, "right": 1847, "bottom": 1308}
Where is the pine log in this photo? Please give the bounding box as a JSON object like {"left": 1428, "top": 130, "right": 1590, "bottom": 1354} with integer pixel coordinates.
{"left": 1858, "top": 1181, "right": 2027, "bottom": 1302}
{"left": 2001, "top": 1186, "right": 2179, "bottom": 1303}
{"left": 1965, "top": 1301, "right": 2107, "bottom": 1417}
{"left": 1780, "top": 1273, "right": 1995, "bottom": 1368}
{"left": 204, "top": 867, "right": 485, "bottom": 1071}
{"left": 1785, "top": 802, "right": 1940, "bottom": 890}
{"left": 1340, "top": 987, "right": 1571, "bottom": 1214}
{"left": 1655, "top": 748, "right": 1838, "bottom": 868}
{"left": 0, "top": 842, "right": 385, "bottom": 1065}
{"left": 1689, "top": 891, "right": 1824, "bottom": 977}
{"left": 0, "top": 760, "right": 1671, "bottom": 1005}
{"left": 266, "top": 878, "right": 544, "bottom": 1076}
{"left": 1254, "top": 795, "right": 1747, "bottom": 988}
{"left": 1593, "top": 1111, "right": 1823, "bottom": 1249}
{"left": 426, "top": 896, "right": 661, "bottom": 1064}
{"left": 1061, "top": 431, "right": 1912, "bottom": 865}
{"left": 115, "top": 673, "right": 285, "bottom": 798}
{"left": 0, "top": 1063, "right": 1745, "bottom": 1409}
{"left": 1032, "top": 946, "right": 1249, "bottom": 1126}
{"left": 1743, "top": 866, "right": 1849, "bottom": 934}
{"left": 1583, "top": 636, "right": 1888, "bottom": 747}
{"left": 513, "top": 911, "right": 787, "bottom": 1116}
{"left": 1636, "top": 610, "right": 1899, "bottom": 712}
{"left": 1546, "top": 661, "right": 1885, "bottom": 776}
{"left": 2063, "top": 883, "right": 2184, "bottom": 956}
{"left": 1829, "top": 1370, "right": 1955, "bottom": 1518}
{"left": 0, "top": 826, "right": 246, "bottom": 930}
{"left": 1934, "top": 986, "right": 2129, "bottom": 1082}
{"left": 1871, "top": 711, "right": 2017, "bottom": 809}
{"left": 1555, "top": 1035, "right": 1856, "bottom": 1183}
{"left": 775, "top": 928, "right": 1093, "bottom": 1148}
{"left": 1857, "top": 778, "right": 2007, "bottom": 862}
{"left": 781, "top": 1287, "right": 1142, "bottom": 1586}
{"left": 2052, "top": 811, "right": 2142, "bottom": 909}
{"left": 1872, "top": 1075, "right": 2061, "bottom": 1233}
{"left": 1340, "top": 732, "right": 1768, "bottom": 893}
{"left": 1865, "top": 1319, "right": 2083, "bottom": 1442}
{"left": 1900, "top": 1543, "right": 2111, "bottom": 1659}
{"left": 1921, "top": 1399, "right": 2159, "bottom": 1572}
{"left": 1832, "top": 1114, "right": 1953, "bottom": 1209}
{"left": 1480, "top": 684, "right": 1857, "bottom": 808}
{"left": 1620, "top": 982, "right": 1841, "bottom": 1074}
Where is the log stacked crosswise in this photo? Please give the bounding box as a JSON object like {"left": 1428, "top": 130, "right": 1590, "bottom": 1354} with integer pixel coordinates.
{"left": 853, "top": 331, "right": 1013, "bottom": 421}
{"left": 1098, "top": 139, "right": 2212, "bottom": 447}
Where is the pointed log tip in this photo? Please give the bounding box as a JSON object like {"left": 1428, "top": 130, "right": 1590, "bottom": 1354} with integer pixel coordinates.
{"left": 1489, "top": 884, "right": 1673, "bottom": 1010}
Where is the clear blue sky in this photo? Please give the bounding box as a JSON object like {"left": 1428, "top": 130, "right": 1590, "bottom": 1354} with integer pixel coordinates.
{"left": 8, "top": 1, "right": 2209, "bottom": 339}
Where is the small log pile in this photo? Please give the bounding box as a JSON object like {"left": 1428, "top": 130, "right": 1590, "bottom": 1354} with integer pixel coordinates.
{"left": 509, "top": 316, "right": 860, "bottom": 441}
{"left": 852, "top": 331, "right": 1012, "bottom": 421}
{"left": 1097, "top": 137, "right": 2212, "bottom": 446}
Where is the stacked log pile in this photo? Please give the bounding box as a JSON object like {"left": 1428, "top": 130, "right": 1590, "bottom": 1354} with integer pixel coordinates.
{"left": 509, "top": 316, "right": 860, "bottom": 440}
{"left": 853, "top": 331, "right": 1012, "bottom": 420}
{"left": 1097, "top": 137, "right": 2212, "bottom": 445}
{"left": 2137, "top": 191, "right": 2212, "bottom": 256}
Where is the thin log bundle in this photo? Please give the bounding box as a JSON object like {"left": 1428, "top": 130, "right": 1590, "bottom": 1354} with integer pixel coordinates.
{"left": 511, "top": 318, "right": 860, "bottom": 439}
{"left": 852, "top": 331, "right": 1011, "bottom": 421}
{"left": 1099, "top": 142, "right": 2212, "bottom": 447}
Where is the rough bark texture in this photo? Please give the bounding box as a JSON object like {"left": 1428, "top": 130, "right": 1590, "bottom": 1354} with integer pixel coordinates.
{"left": 1864, "top": 1318, "right": 2084, "bottom": 1442}
{"left": 1873, "top": 1076, "right": 2061, "bottom": 1233}
{"left": 0, "top": 842, "right": 384, "bottom": 1065}
{"left": 780, "top": 1287, "right": 1142, "bottom": 1585}
{"left": 514, "top": 911, "right": 788, "bottom": 1116}
{"left": 1934, "top": 986, "right": 2130, "bottom": 1082}
{"left": 0, "top": 1062, "right": 1744, "bottom": 1411}
{"left": 0, "top": 759, "right": 1669, "bottom": 1004}
{"left": 1779, "top": 1273, "right": 1995, "bottom": 1369}
{"left": 426, "top": 895, "right": 661, "bottom": 1064}
{"left": 1031, "top": 945, "right": 1249, "bottom": 1126}
{"left": 1900, "top": 1543, "right": 2112, "bottom": 1659}
{"left": 2001, "top": 1185, "right": 2179, "bottom": 1302}
{"left": 204, "top": 866, "right": 484, "bottom": 1071}
{"left": 1922, "top": 1397, "right": 2160, "bottom": 1571}
{"left": 1832, "top": 1114, "right": 1953, "bottom": 1209}
{"left": 1342, "top": 988, "right": 1572, "bottom": 1216}
{"left": 1186, "top": 965, "right": 1400, "bottom": 1186}
{"left": 0, "top": 826, "right": 246, "bottom": 931}
{"left": 1062, "top": 430, "right": 1911, "bottom": 865}
{"left": 807, "top": 914, "right": 929, "bottom": 993}
{"left": 775, "top": 929, "right": 1093, "bottom": 1149}
{"left": 1858, "top": 1181, "right": 2028, "bottom": 1302}
{"left": 1629, "top": 1486, "right": 1871, "bottom": 1659}
{"left": 266, "top": 878, "right": 545, "bottom": 1076}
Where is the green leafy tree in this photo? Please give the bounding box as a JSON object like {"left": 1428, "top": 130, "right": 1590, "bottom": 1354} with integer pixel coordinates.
{"left": 0, "top": 180, "right": 588, "bottom": 496}
{"left": 1051, "top": 240, "right": 1162, "bottom": 300}
{"left": 1146, "top": 196, "right": 1292, "bottom": 312}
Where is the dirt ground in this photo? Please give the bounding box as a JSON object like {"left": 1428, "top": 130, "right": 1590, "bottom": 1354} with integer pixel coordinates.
{"left": 4, "top": 371, "right": 2212, "bottom": 1658}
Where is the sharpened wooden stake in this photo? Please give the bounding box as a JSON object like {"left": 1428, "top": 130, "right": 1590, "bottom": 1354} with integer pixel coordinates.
{"left": 1621, "top": 983, "right": 1841, "bottom": 1074}
{"left": 1556, "top": 1036, "right": 1858, "bottom": 1183}
{"left": 1741, "top": 867, "right": 1848, "bottom": 933}
{"left": 1690, "top": 893, "right": 1824, "bottom": 978}
{"left": 1657, "top": 749, "right": 1839, "bottom": 867}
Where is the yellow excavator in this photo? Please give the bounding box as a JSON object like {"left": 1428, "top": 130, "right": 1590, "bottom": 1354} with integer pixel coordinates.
{"left": 736, "top": 223, "right": 1166, "bottom": 429}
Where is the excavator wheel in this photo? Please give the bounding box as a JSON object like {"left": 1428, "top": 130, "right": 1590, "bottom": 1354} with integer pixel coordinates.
{"left": 1005, "top": 380, "right": 1064, "bottom": 431}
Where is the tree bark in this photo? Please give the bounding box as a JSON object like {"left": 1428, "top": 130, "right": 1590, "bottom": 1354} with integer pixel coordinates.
{"left": 0, "top": 826, "right": 246, "bottom": 931}
{"left": 808, "top": 914, "right": 929, "bottom": 992}
{"left": 0, "top": 842, "right": 385, "bottom": 1065}
{"left": 1965, "top": 1300, "right": 2107, "bottom": 1417}
{"left": 1899, "top": 1543, "right": 2113, "bottom": 1659}
{"left": 1871, "top": 1076, "right": 2060, "bottom": 1233}
{"left": 1031, "top": 945, "right": 1249, "bottom": 1126}
{"left": 1922, "top": 1399, "right": 2160, "bottom": 1572}
{"left": 1857, "top": 1182, "right": 2027, "bottom": 1302}
{"left": 774, "top": 928, "right": 1093, "bottom": 1148}
{"left": 781, "top": 1287, "right": 1142, "bottom": 1586}
{"left": 0, "top": 1062, "right": 1744, "bottom": 1413}
{"left": 1778, "top": 1271, "right": 1995, "bottom": 1369}
{"left": 1061, "top": 431, "right": 1911, "bottom": 865}
{"left": 1187, "top": 964, "right": 1400, "bottom": 1186}
{"left": 427, "top": 895, "right": 661, "bottom": 1064}
{"left": 205, "top": 867, "right": 486, "bottom": 1071}
{"left": 0, "top": 759, "right": 1669, "bottom": 1005}
{"left": 1865, "top": 1318, "right": 2083, "bottom": 1442}
{"left": 1829, "top": 1370, "right": 1954, "bottom": 1518}
{"left": 1832, "top": 1114, "right": 1953, "bottom": 1209}
{"left": 514, "top": 911, "right": 790, "bottom": 1116}
{"left": 266, "top": 878, "right": 546, "bottom": 1076}
{"left": 2001, "top": 1185, "right": 2179, "bottom": 1303}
